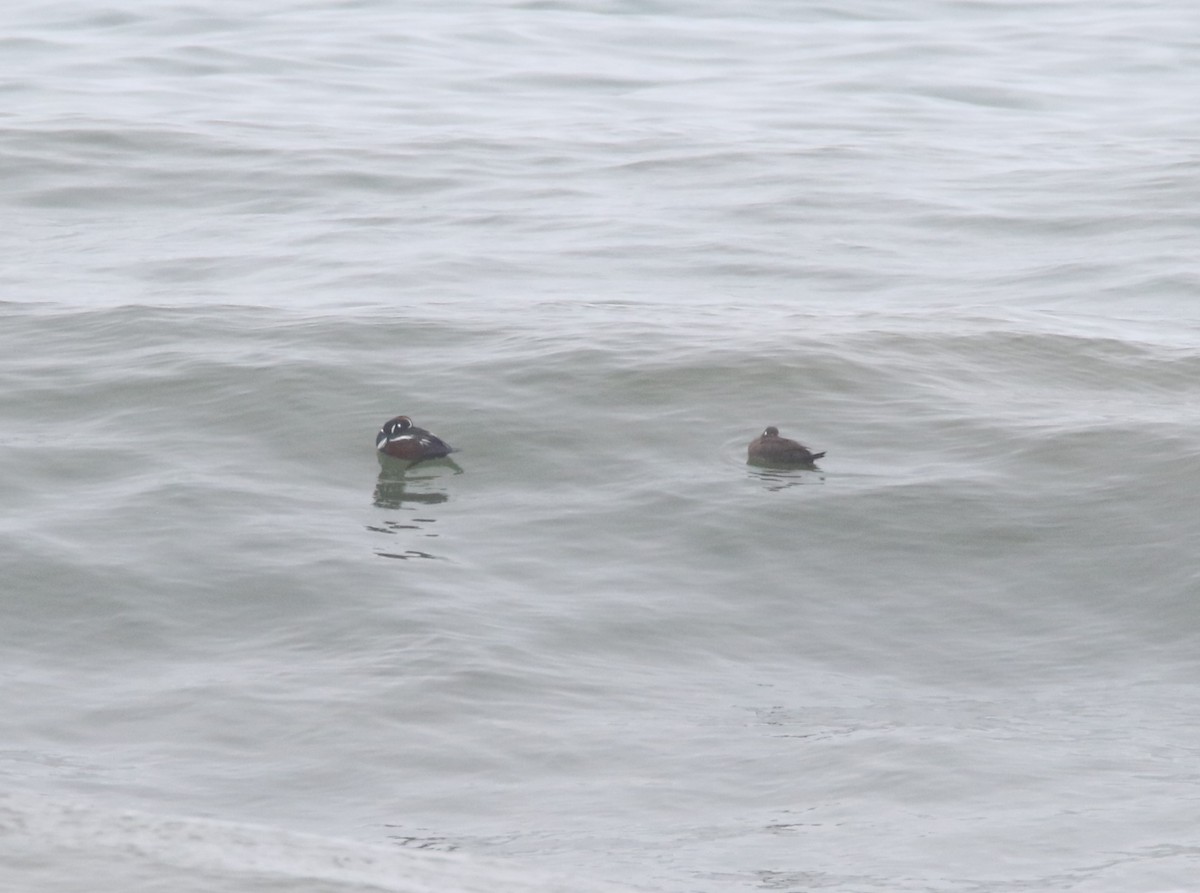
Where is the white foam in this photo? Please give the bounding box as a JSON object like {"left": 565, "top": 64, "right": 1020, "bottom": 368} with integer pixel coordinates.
{"left": 0, "top": 793, "right": 647, "bottom": 893}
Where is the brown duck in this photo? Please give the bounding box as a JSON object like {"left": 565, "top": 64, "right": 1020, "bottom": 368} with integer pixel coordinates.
{"left": 747, "top": 426, "right": 825, "bottom": 467}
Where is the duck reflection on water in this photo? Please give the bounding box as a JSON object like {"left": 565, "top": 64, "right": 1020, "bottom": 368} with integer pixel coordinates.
{"left": 372, "top": 452, "right": 461, "bottom": 509}
{"left": 747, "top": 465, "right": 825, "bottom": 492}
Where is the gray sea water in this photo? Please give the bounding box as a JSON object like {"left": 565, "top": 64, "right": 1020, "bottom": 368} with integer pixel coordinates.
{"left": 3, "top": 1, "right": 1200, "bottom": 891}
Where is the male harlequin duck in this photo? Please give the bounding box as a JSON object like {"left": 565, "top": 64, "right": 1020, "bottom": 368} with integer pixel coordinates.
{"left": 747, "top": 426, "right": 825, "bottom": 467}
{"left": 375, "top": 415, "right": 457, "bottom": 463}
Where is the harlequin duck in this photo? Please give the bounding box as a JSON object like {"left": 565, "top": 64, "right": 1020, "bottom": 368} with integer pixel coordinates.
{"left": 748, "top": 426, "right": 825, "bottom": 467}
{"left": 375, "top": 415, "right": 457, "bottom": 463}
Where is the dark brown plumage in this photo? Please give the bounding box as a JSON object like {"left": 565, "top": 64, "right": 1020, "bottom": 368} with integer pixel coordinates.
{"left": 747, "top": 426, "right": 825, "bottom": 467}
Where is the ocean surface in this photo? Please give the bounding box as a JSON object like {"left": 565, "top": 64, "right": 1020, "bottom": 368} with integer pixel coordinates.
{"left": 3, "top": 1, "right": 1199, "bottom": 891}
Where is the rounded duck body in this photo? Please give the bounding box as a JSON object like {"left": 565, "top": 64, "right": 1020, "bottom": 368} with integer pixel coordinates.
{"left": 375, "top": 415, "right": 456, "bottom": 463}
{"left": 747, "top": 426, "right": 825, "bottom": 467}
